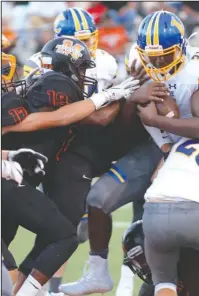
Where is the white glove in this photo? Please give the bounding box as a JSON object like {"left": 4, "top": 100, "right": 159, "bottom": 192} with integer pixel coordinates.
{"left": 8, "top": 148, "right": 48, "bottom": 176}
{"left": 2, "top": 160, "right": 23, "bottom": 185}
{"left": 90, "top": 77, "right": 140, "bottom": 110}
{"left": 106, "top": 77, "right": 140, "bottom": 100}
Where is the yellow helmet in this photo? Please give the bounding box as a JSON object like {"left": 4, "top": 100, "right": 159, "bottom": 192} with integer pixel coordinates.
{"left": 2, "top": 35, "right": 17, "bottom": 81}
{"left": 2, "top": 37, "right": 26, "bottom": 97}
{"left": 2, "top": 52, "right": 17, "bottom": 82}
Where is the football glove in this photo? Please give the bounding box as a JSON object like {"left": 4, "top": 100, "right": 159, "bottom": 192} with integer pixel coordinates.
{"left": 2, "top": 160, "right": 23, "bottom": 185}
{"left": 90, "top": 77, "right": 140, "bottom": 109}
{"left": 8, "top": 148, "right": 48, "bottom": 177}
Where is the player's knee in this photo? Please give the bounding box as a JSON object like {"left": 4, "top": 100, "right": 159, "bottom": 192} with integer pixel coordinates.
{"left": 34, "top": 235, "right": 78, "bottom": 278}
{"left": 59, "top": 235, "right": 78, "bottom": 258}
{"left": 49, "top": 217, "right": 77, "bottom": 243}
{"left": 87, "top": 184, "right": 113, "bottom": 215}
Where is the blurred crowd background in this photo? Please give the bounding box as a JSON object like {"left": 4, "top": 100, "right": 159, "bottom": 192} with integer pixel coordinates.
{"left": 2, "top": 1, "right": 199, "bottom": 81}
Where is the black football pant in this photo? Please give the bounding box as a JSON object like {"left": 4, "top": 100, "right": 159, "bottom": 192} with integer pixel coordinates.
{"left": 2, "top": 179, "right": 78, "bottom": 277}
{"left": 43, "top": 151, "right": 93, "bottom": 228}
{"left": 17, "top": 151, "right": 93, "bottom": 275}
{"left": 2, "top": 240, "right": 17, "bottom": 271}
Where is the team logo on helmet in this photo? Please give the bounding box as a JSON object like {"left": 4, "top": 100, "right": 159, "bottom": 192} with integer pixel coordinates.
{"left": 56, "top": 39, "right": 84, "bottom": 62}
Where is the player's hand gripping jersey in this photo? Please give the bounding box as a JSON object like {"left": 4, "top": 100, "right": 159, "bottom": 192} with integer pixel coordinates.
{"left": 145, "top": 137, "right": 199, "bottom": 202}
{"left": 162, "top": 58, "right": 199, "bottom": 143}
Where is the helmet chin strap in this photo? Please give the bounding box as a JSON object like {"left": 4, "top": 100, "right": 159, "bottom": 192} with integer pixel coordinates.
{"left": 71, "top": 74, "right": 79, "bottom": 82}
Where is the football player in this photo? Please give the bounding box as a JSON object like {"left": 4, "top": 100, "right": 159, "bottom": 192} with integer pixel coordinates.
{"left": 2, "top": 37, "right": 139, "bottom": 296}
{"left": 136, "top": 10, "right": 199, "bottom": 142}
{"left": 118, "top": 13, "right": 199, "bottom": 296}
{"left": 60, "top": 11, "right": 199, "bottom": 296}
{"left": 21, "top": 9, "right": 166, "bottom": 294}
{"left": 142, "top": 104, "right": 199, "bottom": 296}
{"left": 134, "top": 10, "right": 199, "bottom": 296}
{"left": 3, "top": 37, "right": 137, "bottom": 141}
{"left": 2, "top": 148, "right": 69, "bottom": 296}
{"left": 117, "top": 18, "right": 199, "bottom": 296}
{"left": 123, "top": 220, "right": 199, "bottom": 296}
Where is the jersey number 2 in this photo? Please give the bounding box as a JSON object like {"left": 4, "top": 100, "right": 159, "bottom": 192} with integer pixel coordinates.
{"left": 176, "top": 139, "right": 199, "bottom": 166}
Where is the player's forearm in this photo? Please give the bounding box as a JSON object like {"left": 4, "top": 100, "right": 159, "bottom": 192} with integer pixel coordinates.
{"left": 80, "top": 101, "right": 120, "bottom": 126}
{"left": 151, "top": 116, "right": 199, "bottom": 139}
{"left": 3, "top": 100, "right": 96, "bottom": 133}
{"left": 55, "top": 99, "right": 96, "bottom": 126}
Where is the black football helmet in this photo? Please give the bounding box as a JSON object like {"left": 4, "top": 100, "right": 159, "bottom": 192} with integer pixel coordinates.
{"left": 122, "top": 220, "right": 152, "bottom": 284}
{"left": 40, "top": 37, "right": 97, "bottom": 98}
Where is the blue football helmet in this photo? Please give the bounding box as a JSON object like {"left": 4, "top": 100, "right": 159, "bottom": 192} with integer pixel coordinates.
{"left": 54, "top": 8, "right": 98, "bottom": 58}
{"left": 136, "top": 10, "right": 186, "bottom": 81}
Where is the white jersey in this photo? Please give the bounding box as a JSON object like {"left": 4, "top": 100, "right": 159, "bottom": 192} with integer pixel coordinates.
{"left": 186, "top": 45, "right": 199, "bottom": 61}
{"left": 164, "top": 58, "right": 199, "bottom": 143}
{"left": 125, "top": 44, "right": 171, "bottom": 148}
{"left": 24, "top": 49, "right": 118, "bottom": 94}
{"left": 145, "top": 137, "right": 199, "bottom": 203}
{"left": 86, "top": 48, "right": 118, "bottom": 92}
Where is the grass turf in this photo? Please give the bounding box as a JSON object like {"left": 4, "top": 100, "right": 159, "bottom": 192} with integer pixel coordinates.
{"left": 9, "top": 204, "right": 142, "bottom": 296}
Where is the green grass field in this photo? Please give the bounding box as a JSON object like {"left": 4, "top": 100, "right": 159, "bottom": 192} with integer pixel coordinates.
{"left": 9, "top": 204, "right": 142, "bottom": 296}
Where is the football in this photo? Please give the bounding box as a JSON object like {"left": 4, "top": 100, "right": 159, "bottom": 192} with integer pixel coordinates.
{"left": 156, "top": 95, "right": 180, "bottom": 118}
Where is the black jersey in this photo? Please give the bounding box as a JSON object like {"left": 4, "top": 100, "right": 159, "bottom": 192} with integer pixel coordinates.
{"left": 26, "top": 71, "right": 84, "bottom": 112}
{"left": 68, "top": 114, "right": 149, "bottom": 176}
{"left": 2, "top": 92, "right": 30, "bottom": 127}
{"left": 2, "top": 71, "right": 83, "bottom": 158}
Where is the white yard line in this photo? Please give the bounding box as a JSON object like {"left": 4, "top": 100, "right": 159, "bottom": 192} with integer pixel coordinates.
{"left": 113, "top": 221, "right": 131, "bottom": 228}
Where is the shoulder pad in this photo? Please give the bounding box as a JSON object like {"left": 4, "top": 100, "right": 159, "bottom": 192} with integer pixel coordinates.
{"left": 186, "top": 59, "right": 199, "bottom": 77}
{"left": 26, "top": 71, "right": 84, "bottom": 111}
{"left": 23, "top": 52, "right": 41, "bottom": 77}
{"left": 95, "top": 49, "right": 118, "bottom": 84}
{"left": 125, "top": 43, "right": 141, "bottom": 73}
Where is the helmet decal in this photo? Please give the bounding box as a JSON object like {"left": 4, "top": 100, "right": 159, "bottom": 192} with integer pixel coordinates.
{"left": 55, "top": 39, "right": 84, "bottom": 62}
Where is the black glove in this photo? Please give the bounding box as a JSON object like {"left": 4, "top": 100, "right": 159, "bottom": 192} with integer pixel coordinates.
{"left": 8, "top": 148, "right": 48, "bottom": 177}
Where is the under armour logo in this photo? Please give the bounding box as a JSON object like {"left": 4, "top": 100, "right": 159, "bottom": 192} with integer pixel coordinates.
{"left": 168, "top": 84, "right": 177, "bottom": 89}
